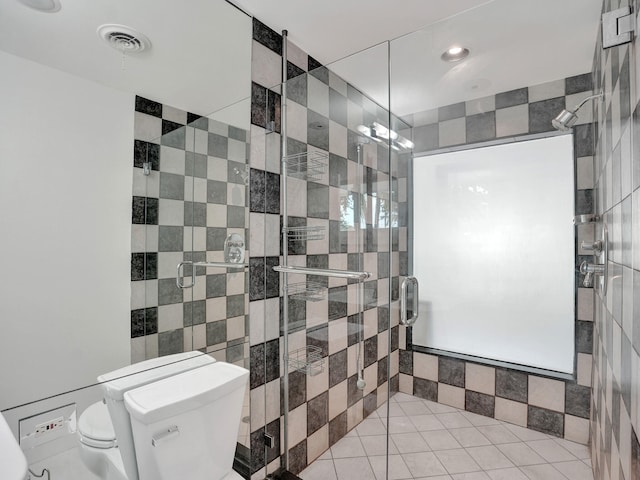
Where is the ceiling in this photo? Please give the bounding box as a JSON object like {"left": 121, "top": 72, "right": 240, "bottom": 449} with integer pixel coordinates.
{"left": 0, "top": 0, "right": 604, "bottom": 120}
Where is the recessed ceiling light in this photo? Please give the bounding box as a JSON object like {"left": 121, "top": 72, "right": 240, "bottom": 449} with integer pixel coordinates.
{"left": 17, "top": 0, "right": 61, "bottom": 13}
{"left": 441, "top": 46, "right": 470, "bottom": 62}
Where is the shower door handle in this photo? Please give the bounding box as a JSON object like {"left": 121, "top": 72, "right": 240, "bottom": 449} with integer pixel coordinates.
{"left": 400, "top": 276, "right": 419, "bottom": 326}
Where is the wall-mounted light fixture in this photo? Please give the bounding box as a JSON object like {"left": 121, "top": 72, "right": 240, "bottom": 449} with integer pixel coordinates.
{"left": 356, "top": 123, "right": 414, "bottom": 151}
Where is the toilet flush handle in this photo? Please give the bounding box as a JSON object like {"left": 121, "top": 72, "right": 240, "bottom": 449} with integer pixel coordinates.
{"left": 151, "top": 425, "right": 180, "bottom": 447}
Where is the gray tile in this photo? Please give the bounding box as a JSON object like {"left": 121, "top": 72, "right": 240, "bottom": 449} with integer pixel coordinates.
{"left": 307, "top": 391, "right": 329, "bottom": 436}
{"left": 566, "top": 73, "right": 593, "bottom": 95}
{"left": 208, "top": 132, "right": 229, "bottom": 158}
{"left": 207, "top": 179, "right": 228, "bottom": 204}
{"left": 414, "top": 377, "right": 438, "bottom": 402}
{"left": 159, "top": 172, "right": 185, "bottom": 200}
{"left": 226, "top": 294, "right": 245, "bottom": 318}
{"left": 414, "top": 123, "right": 439, "bottom": 152}
{"left": 206, "top": 273, "right": 227, "bottom": 298}
{"left": 308, "top": 110, "right": 330, "bottom": 151}
{"left": 529, "top": 97, "right": 565, "bottom": 134}
{"left": 227, "top": 205, "right": 246, "bottom": 228}
{"left": 496, "top": 87, "right": 529, "bottom": 109}
{"left": 527, "top": 405, "right": 564, "bottom": 437}
{"left": 439, "top": 357, "right": 465, "bottom": 387}
{"left": 308, "top": 182, "right": 329, "bottom": 218}
{"left": 206, "top": 319, "right": 227, "bottom": 346}
{"left": 466, "top": 390, "right": 495, "bottom": 417}
{"left": 439, "top": 102, "right": 466, "bottom": 121}
{"left": 158, "top": 329, "right": 184, "bottom": 355}
{"left": 564, "top": 383, "right": 590, "bottom": 419}
{"left": 466, "top": 111, "right": 496, "bottom": 143}
{"left": 158, "top": 226, "right": 183, "bottom": 252}
{"left": 206, "top": 227, "right": 227, "bottom": 251}
{"left": 495, "top": 368, "right": 528, "bottom": 403}
{"left": 158, "top": 278, "right": 183, "bottom": 305}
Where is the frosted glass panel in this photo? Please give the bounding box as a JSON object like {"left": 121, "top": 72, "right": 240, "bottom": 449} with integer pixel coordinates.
{"left": 412, "top": 135, "right": 575, "bottom": 373}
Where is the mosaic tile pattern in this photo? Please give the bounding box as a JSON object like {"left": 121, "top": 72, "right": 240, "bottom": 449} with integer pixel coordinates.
{"left": 300, "top": 392, "right": 593, "bottom": 480}
{"left": 130, "top": 96, "right": 250, "bottom": 364}
{"left": 590, "top": 0, "right": 640, "bottom": 478}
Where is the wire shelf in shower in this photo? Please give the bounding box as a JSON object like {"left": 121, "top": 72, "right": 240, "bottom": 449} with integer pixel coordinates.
{"left": 284, "top": 225, "right": 326, "bottom": 241}
{"left": 286, "top": 346, "right": 325, "bottom": 376}
{"left": 286, "top": 281, "right": 327, "bottom": 302}
{"left": 283, "top": 151, "right": 327, "bottom": 181}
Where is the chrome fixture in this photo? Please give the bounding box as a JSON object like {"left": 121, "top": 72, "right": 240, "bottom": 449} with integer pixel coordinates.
{"left": 176, "top": 260, "right": 246, "bottom": 289}
{"left": 602, "top": 6, "right": 635, "bottom": 49}
{"left": 578, "top": 223, "right": 608, "bottom": 295}
{"left": 552, "top": 92, "right": 602, "bottom": 131}
{"left": 400, "top": 276, "right": 420, "bottom": 326}
{"left": 441, "top": 46, "right": 470, "bottom": 62}
{"left": 573, "top": 214, "right": 600, "bottom": 225}
{"left": 224, "top": 233, "right": 245, "bottom": 264}
{"left": 357, "top": 123, "right": 414, "bottom": 151}
{"left": 273, "top": 265, "right": 370, "bottom": 280}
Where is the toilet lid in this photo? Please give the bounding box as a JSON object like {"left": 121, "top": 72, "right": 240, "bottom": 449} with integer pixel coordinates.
{"left": 78, "top": 402, "right": 117, "bottom": 449}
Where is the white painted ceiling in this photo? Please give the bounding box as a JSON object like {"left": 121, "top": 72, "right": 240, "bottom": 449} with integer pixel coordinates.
{"left": 0, "top": 0, "right": 604, "bottom": 120}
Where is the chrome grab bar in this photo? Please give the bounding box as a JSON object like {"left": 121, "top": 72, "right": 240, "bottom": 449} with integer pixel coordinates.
{"left": 176, "top": 261, "right": 247, "bottom": 289}
{"left": 273, "top": 265, "right": 371, "bottom": 280}
{"left": 400, "top": 276, "right": 419, "bottom": 326}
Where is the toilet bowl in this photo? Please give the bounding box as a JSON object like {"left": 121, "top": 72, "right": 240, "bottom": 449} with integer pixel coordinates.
{"left": 76, "top": 352, "right": 216, "bottom": 480}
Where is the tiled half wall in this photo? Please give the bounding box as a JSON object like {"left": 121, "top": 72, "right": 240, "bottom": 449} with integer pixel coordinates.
{"left": 399, "top": 73, "right": 597, "bottom": 447}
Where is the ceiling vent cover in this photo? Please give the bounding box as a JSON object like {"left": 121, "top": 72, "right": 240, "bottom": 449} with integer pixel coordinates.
{"left": 97, "top": 24, "right": 151, "bottom": 53}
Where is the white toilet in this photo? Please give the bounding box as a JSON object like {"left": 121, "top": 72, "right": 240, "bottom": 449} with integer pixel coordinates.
{"left": 77, "top": 351, "right": 217, "bottom": 480}
{"left": 124, "top": 361, "right": 249, "bottom": 480}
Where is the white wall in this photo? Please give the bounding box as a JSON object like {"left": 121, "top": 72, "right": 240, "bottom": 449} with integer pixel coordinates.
{"left": 0, "top": 51, "right": 133, "bottom": 410}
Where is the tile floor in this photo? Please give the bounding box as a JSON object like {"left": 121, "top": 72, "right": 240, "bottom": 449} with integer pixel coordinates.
{"left": 300, "top": 392, "right": 593, "bottom": 480}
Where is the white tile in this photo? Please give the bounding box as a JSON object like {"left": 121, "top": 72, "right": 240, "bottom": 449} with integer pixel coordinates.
{"left": 449, "top": 428, "right": 492, "bottom": 448}
{"left": 434, "top": 449, "right": 481, "bottom": 474}
{"left": 421, "top": 429, "right": 463, "bottom": 451}
{"left": 368, "top": 454, "right": 411, "bottom": 480}
{"left": 402, "top": 451, "right": 449, "bottom": 477}
{"left": 486, "top": 467, "right": 529, "bottom": 480}
{"left": 461, "top": 411, "right": 502, "bottom": 427}
{"left": 333, "top": 457, "right": 376, "bottom": 480}
{"left": 551, "top": 460, "right": 594, "bottom": 480}
{"left": 475, "top": 424, "right": 520, "bottom": 444}
{"left": 410, "top": 414, "right": 446, "bottom": 432}
{"left": 496, "top": 443, "right": 546, "bottom": 466}
{"left": 413, "top": 352, "right": 439, "bottom": 381}
{"left": 518, "top": 463, "right": 567, "bottom": 480}
{"left": 399, "top": 401, "right": 431, "bottom": 416}
{"left": 361, "top": 434, "right": 398, "bottom": 456}
{"left": 503, "top": 423, "right": 550, "bottom": 441}
{"left": 466, "top": 445, "right": 514, "bottom": 470}
{"left": 438, "top": 384, "right": 466, "bottom": 409}
{"left": 388, "top": 415, "right": 418, "bottom": 434}
{"left": 435, "top": 413, "right": 474, "bottom": 429}
{"left": 552, "top": 438, "right": 591, "bottom": 460}
{"left": 300, "top": 459, "right": 337, "bottom": 480}
{"left": 564, "top": 414, "right": 590, "bottom": 445}
{"left": 525, "top": 439, "right": 576, "bottom": 463}
{"left": 451, "top": 473, "right": 491, "bottom": 480}
{"left": 356, "top": 417, "right": 387, "bottom": 436}
{"left": 331, "top": 436, "right": 366, "bottom": 458}
{"left": 251, "top": 41, "right": 281, "bottom": 88}
{"left": 391, "top": 432, "right": 430, "bottom": 454}
{"left": 527, "top": 376, "right": 565, "bottom": 412}
{"left": 495, "top": 104, "right": 529, "bottom": 137}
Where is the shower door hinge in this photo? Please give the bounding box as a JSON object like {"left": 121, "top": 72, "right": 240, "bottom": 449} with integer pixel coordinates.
{"left": 602, "top": 6, "right": 636, "bottom": 48}
{"left": 263, "top": 432, "right": 275, "bottom": 448}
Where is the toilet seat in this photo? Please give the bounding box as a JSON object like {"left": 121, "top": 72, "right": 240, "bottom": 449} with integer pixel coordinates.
{"left": 78, "top": 402, "right": 117, "bottom": 449}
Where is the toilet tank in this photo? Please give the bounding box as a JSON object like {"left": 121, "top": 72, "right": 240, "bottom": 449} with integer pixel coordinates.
{"left": 97, "top": 351, "right": 215, "bottom": 480}
{"left": 123, "top": 362, "right": 249, "bottom": 480}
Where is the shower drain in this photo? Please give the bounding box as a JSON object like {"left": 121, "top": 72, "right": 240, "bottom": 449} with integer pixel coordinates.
{"left": 97, "top": 24, "right": 151, "bottom": 53}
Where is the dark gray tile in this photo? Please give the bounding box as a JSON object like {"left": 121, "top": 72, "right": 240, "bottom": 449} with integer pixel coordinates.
{"left": 329, "top": 349, "right": 348, "bottom": 388}
{"left": 364, "top": 391, "right": 378, "bottom": 417}
{"left": 287, "top": 63, "right": 307, "bottom": 106}
{"left": 250, "top": 343, "right": 265, "bottom": 389}
{"left": 288, "top": 440, "right": 308, "bottom": 476}
{"left": 206, "top": 227, "right": 227, "bottom": 251}
{"left": 250, "top": 428, "right": 265, "bottom": 474}
{"left": 622, "top": 332, "right": 633, "bottom": 414}
{"left": 308, "top": 325, "right": 329, "bottom": 357}
{"left": 576, "top": 189, "right": 594, "bottom": 215}
{"left": 391, "top": 325, "right": 399, "bottom": 351}
{"left": 363, "top": 280, "right": 378, "bottom": 309}
{"left": 226, "top": 342, "right": 244, "bottom": 363}
{"left": 252, "top": 18, "right": 282, "bottom": 55}
{"left": 227, "top": 205, "right": 246, "bottom": 228}
{"left": 329, "top": 411, "right": 348, "bottom": 446}
{"left": 634, "top": 270, "right": 640, "bottom": 354}
{"left": 377, "top": 305, "right": 389, "bottom": 333}
{"left": 159, "top": 172, "right": 185, "bottom": 200}
{"left": 574, "top": 123, "right": 594, "bottom": 157}
{"left": 632, "top": 428, "right": 640, "bottom": 480}
{"left": 206, "top": 273, "right": 226, "bottom": 298}
{"left": 466, "top": 112, "right": 496, "bottom": 143}
{"left": 566, "top": 73, "right": 593, "bottom": 95}
{"left": 265, "top": 256, "right": 280, "bottom": 299}
{"left": 565, "top": 383, "right": 590, "bottom": 419}
{"left": 265, "top": 172, "right": 280, "bottom": 215}
{"left": 287, "top": 369, "right": 307, "bottom": 410}
{"left": 158, "top": 278, "right": 183, "bottom": 305}
{"left": 185, "top": 152, "right": 207, "bottom": 178}
{"left": 158, "top": 226, "right": 183, "bottom": 252}
{"left": 329, "top": 153, "right": 348, "bottom": 188}
{"left": 377, "top": 357, "right": 388, "bottom": 387}
{"left": 399, "top": 349, "right": 413, "bottom": 375}
{"left": 228, "top": 126, "right": 247, "bottom": 143}
{"left": 496, "top": 87, "right": 528, "bottom": 109}
{"left": 438, "top": 102, "right": 465, "bottom": 122}
{"left": 134, "top": 139, "right": 160, "bottom": 170}
{"left": 529, "top": 97, "right": 565, "bottom": 134}
{"left": 307, "top": 182, "right": 329, "bottom": 218}
{"left": 206, "top": 319, "right": 227, "bottom": 346}
{"left": 265, "top": 418, "right": 281, "bottom": 464}
{"left": 183, "top": 300, "right": 205, "bottom": 326}
{"left": 249, "top": 168, "right": 265, "bottom": 213}
{"left": 307, "top": 391, "right": 328, "bottom": 436}
{"left": 438, "top": 357, "right": 465, "bottom": 387}
{"left": 576, "top": 320, "right": 594, "bottom": 354}
{"left": 158, "top": 329, "right": 183, "bottom": 355}
{"left": 633, "top": 105, "right": 640, "bottom": 191}
{"left": 131, "top": 307, "right": 157, "bottom": 338}
{"left": 528, "top": 405, "right": 564, "bottom": 437}
{"left": 328, "top": 286, "right": 348, "bottom": 320}
{"left": 251, "top": 82, "right": 268, "bottom": 129}
{"left": 495, "top": 368, "right": 528, "bottom": 403}
{"left": 329, "top": 88, "right": 348, "bottom": 127}
{"left": 184, "top": 201, "right": 206, "bottom": 227}
{"left": 308, "top": 56, "right": 329, "bottom": 84}
{"left": 620, "top": 50, "right": 631, "bottom": 124}
{"left": 414, "top": 377, "right": 437, "bottom": 402}
{"left": 307, "top": 254, "right": 329, "bottom": 287}
{"left": 466, "top": 390, "right": 495, "bottom": 417}
{"left": 308, "top": 110, "right": 330, "bottom": 151}
{"left": 265, "top": 338, "right": 280, "bottom": 383}
{"left": 364, "top": 336, "right": 378, "bottom": 368}
{"left": 187, "top": 113, "right": 208, "bottom": 130}
{"left": 413, "top": 123, "right": 439, "bottom": 152}
{"left": 135, "top": 95, "right": 162, "bottom": 117}
{"left": 207, "top": 179, "right": 227, "bottom": 204}
{"left": 161, "top": 120, "right": 185, "bottom": 149}
{"left": 329, "top": 219, "right": 348, "bottom": 254}
{"left": 227, "top": 294, "right": 245, "bottom": 318}
{"left": 207, "top": 132, "right": 229, "bottom": 159}
{"left": 348, "top": 374, "right": 364, "bottom": 407}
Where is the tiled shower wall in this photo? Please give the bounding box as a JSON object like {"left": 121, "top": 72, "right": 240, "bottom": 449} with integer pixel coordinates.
{"left": 590, "top": 0, "right": 640, "bottom": 478}
{"left": 130, "top": 95, "right": 250, "bottom": 364}
{"left": 397, "top": 73, "right": 597, "bottom": 445}
{"left": 247, "top": 19, "right": 405, "bottom": 478}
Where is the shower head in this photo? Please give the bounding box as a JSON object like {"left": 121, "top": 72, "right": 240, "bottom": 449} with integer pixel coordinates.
{"left": 551, "top": 91, "right": 602, "bottom": 131}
